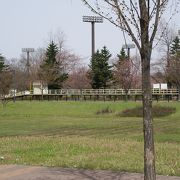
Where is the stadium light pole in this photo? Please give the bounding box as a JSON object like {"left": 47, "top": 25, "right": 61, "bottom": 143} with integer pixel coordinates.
{"left": 22, "top": 48, "right": 35, "bottom": 76}
{"left": 122, "top": 44, "right": 135, "bottom": 59}
{"left": 22, "top": 48, "right": 35, "bottom": 92}
{"left": 83, "top": 16, "right": 103, "bottom": 57}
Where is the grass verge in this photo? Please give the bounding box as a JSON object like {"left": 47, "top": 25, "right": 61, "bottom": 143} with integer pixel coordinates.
{"left": 0, "top": 101, "right": 179, "bottom": 176}
{"left": 0, "top": 136, "right": 179, "bottom": 176}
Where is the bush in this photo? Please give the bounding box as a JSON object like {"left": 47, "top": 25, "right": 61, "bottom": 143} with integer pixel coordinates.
{"left": 96, "top": 106, "right": 113, "bottom": 115}
{"left": 119, "top": 106, "right": 176, "bottom": 117}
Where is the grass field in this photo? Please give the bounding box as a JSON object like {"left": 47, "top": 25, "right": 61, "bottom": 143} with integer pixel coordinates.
{"left": 0, "top": 101, "right": 179, "bottom": 176}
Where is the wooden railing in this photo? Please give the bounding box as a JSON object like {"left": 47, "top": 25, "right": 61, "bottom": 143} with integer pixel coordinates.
{"left": 47, "top": 89, "right": 179, "bottom": 96}
{"left": 3, "top": 89, "right": 179, "bottom": 99}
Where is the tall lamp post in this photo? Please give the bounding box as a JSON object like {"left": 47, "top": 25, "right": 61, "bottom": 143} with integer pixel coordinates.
{"left": 83, "top": 16, "right": 103, "bottom": 57}
{"left": 122, "top": 44, "right": 135, "bottom": 59}
{"left": 22, "top": 48, "right": 35, "bottom": 92}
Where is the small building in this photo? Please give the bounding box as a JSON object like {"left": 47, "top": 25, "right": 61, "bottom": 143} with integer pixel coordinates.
{"left": 153, "top": 83, "right": 168, "bottom": 90}
{"left": 33, "top": 81, "right": 48, "bottom": 95}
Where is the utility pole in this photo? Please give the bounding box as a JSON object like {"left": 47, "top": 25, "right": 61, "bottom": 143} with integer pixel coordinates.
{"left": 22, "top": 48, "right": 35, "bottom": 92}
{"left": 83, "top": 16, "right": 103, "bottom": 57}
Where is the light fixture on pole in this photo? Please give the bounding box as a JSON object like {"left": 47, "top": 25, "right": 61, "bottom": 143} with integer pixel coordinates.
{"left": 83, "top": 16, "right": 103, "bottom": 57}
{"left": 22, "top": 48, "right": 35, "bottom": 76}
{"left": 178, "top": 30, "right": 180, "bottom": 36}
{"left": 122, "top": 44, "right": 135, "bottom": 59}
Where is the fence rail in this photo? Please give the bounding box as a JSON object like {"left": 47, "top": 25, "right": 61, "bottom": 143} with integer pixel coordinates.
{"left": 3, "top": 89, "right": 179, "bottom": 99}
{"left": 47, "top": 89, "right": 179, "bottom": 96}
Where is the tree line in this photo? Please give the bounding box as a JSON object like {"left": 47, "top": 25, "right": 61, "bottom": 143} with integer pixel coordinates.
{"left": 0, "top": 41, "right": 141, "bottom": 95}
{"left": 0, "top": 33, "right": 180, "bottom": 97}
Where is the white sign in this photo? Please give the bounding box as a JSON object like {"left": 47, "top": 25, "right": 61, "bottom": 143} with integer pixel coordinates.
{"left": 160, "top": 83, "right": 168, "bottom": 90}
{"left": 153, "top": 83, "right": 167, "bottom": 89}
{"left": 153, "top": 84, "right": 160, "bottom": 89}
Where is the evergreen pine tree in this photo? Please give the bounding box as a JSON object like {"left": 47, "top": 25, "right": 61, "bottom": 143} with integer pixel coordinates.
{"left": 45, "top": 41, "right": 59, "bottom": 65}
{"left": 166, "top": 36, "right": 180, "bottom": 89}
{"left": 0, "top": 54, "right": 6, "bottom": 72}
{"left": 39, "top": 41, "right": 68, "bottom": 89}
{"left": 170, "top": 36, "right": 180, "bottom": 56}
{"left": 117, "top": 48, "right": 128, "bottom": 61}
{"left": 165, "top": 35, "right": 180, "bottom": 97}
{"left": 89, "top": 46, "right": 112, "bottom": 89}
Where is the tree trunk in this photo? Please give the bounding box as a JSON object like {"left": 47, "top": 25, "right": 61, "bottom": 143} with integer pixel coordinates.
{"left": 141, "top": 50, "right": 156, "bottom": 180}
{"left": 41, "top": 89, "right": 44, "bottom": 101}
{"left": 178, "top": 86, "right": 180, "bottom": 101}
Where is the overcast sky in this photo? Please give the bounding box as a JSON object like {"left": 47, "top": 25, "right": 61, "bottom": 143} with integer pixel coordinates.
{"left": 0, "top": 0, "right": 179, "bottom": 64}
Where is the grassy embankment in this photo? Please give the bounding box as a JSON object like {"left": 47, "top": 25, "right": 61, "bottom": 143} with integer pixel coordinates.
{"left": 0, "top": 101, "right": 179, "bottom": 176}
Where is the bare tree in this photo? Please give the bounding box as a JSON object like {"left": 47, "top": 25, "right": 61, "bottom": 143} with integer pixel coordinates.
{"left": 81, "top": 1, "right": 180, "bottom": 179}
{"left": 0, "top": 71, "right": 12, "bottom": 107}
{"left": 30, "top": 48, "right": 46, "bottom": 81}
{"left": 64, "top": 66, "right": 91, "bottom": 89}
{"left": 165, "top": 35, "right": 180, "bottom": 99}
{"left": 0, "top": 55, "right": 13, "bottom": 106}
{"left": 113, "top": 57, "right": 140, "bottom": 100}
{"left": 157, "top": 20, "right": 176, "bottom": 59}
{"left": 155, "top": 20, "right": 177, "bottom": 87}
{"left": 8, "top": 57, "right": 30, "bottom": 91}
{"left": 48, "top": 30, "right": 81, "bottom": 74}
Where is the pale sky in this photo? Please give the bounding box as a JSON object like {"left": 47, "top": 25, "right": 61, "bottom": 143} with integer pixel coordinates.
{"left": 0, "top": 0, "right": 179, "bottom": 63}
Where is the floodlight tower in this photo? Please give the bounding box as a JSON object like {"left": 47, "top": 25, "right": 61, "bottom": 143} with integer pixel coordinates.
{"left": 22, "top": 48, "right": 35, "bottom": 76}
{"left": 22, "top": 48, "right": 35, "bottom": 91}
{"left": 83, "top": 16, "right": 103, "bottom": 57}
{"left": 122, "top": 44, "right": 135, "bottom": 59}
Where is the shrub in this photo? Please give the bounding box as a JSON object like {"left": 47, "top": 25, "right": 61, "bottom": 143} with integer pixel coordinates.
{"left": 119, "top": 106, "right": 176, "bottom": 117}
{"left": 96, "top": 106, "right": 113, "bottom": 115}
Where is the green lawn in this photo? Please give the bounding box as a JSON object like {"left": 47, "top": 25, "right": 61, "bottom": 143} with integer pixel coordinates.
{"left": 0, "top": 101, "right": 179, "bottom": 176}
